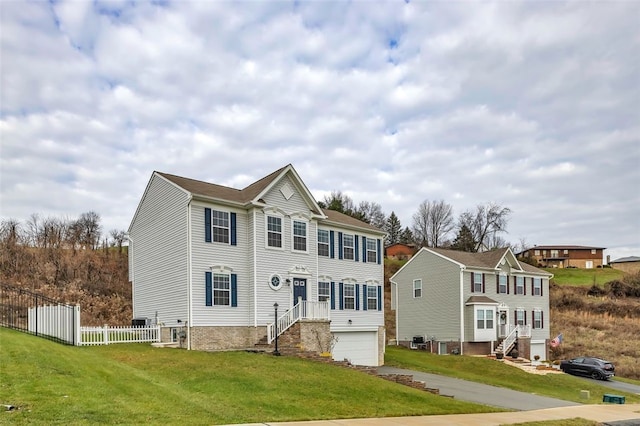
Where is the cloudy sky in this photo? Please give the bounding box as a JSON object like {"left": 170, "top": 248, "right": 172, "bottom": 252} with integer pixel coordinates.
{"left": 1, "top": 1, "right": 638, "bottom": 261}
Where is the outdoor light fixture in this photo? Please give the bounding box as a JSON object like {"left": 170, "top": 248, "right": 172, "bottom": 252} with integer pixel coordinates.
{"left": 285, "top": 278, "right": 291, "bottom": 286}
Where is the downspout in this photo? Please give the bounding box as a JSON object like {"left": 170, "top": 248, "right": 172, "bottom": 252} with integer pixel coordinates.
{"left": 127, "top": 234, "right": 135, "bottom": 318}
{"left": 253, "top": 210, "right": 258, "bottom": 327}
{"left": 390, "top": 278, "right": 399, "bottom": 345}
{"left": 459, "top": 267, "right": 465, "bottom": 355}
{"left": 187, "top": 196, "right": 193, "bottom": 350}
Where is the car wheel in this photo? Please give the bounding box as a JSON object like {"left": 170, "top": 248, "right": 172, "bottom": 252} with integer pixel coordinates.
{"left": 591, "top": 371, "right": 602, "bottom": 380}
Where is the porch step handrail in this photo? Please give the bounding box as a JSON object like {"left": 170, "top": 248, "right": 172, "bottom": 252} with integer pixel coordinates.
{"left": 497, "top": 325, "right": 531, "bottom": 355}
{"left": 267, "top": 301, "right": 329, "bottom": 344}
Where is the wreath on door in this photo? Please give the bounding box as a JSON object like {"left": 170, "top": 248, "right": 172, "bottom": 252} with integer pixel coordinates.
{"left": 500, "top": 312, "right": 507, "bottom": 321}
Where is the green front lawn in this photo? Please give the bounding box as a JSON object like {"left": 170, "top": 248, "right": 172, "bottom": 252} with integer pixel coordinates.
{"left": 546, "top": 267, "right": 625, "bottom": 287}
{"left": 385, "top": 346, "right": 640, "bottom": 404}
{"left": 0, "top": 328, "right": 501, "bottom": 425}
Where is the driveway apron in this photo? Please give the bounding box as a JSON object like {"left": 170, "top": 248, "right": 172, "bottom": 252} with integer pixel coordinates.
{"left": 378, "top": 366, "right": 581, "bottom": 411}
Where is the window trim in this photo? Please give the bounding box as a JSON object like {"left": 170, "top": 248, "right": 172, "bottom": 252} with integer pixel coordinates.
{"left": 343, "top": 283, "right": 355, "bottom": 310}
{"left": 366, "top": 285, "right": 377, "bottom": 310}
{"left": 498, "top": 274, "right": 507, "bottom": 294}
{"left": 473, "top": 273, "right": 483, "bottom": 293}
{"left": 533, "top": 309, "right": 543, "bottom": 329}
{"left": 265, "top": 214, "right": 284, "bottom": 250}
{"left": 413, "top": 279, "right": 422, "bottom": 298}
{"left": 476, "top": 308, "right": 494, "bottom": 330}
{"left": 366, "top": 238, "right": 377, "bottom": 263}
{"left": 318, "top": 281, "right": 330, "bottom": 302}
{"left": 291, "top": 219, "right": 308, "bottom": 253}
{"left": 533, "top": 277, "right": 542, "bottom": 296}
{"left": 317, "top": 229, "right": 330, "bottom": 257}
{"left": 211, "top": 209, "right": 230, "bottom": 244}
{"left": 516, "top": 276, "right": 525, "bottom": 295}
{"left": 213, "top": 272, "right": 231, "bottom": 306}
{"left": 342, "top": 233, "right": 355, "bottom": 261}
{"left": 515, "top": 309, "right": 525, "bottom": 326}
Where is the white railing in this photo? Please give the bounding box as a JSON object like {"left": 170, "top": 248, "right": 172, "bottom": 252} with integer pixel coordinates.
{"left": 498, "top": 324, "right": 531, "bottom": 355}
{"left": 499, "top": 324, "right": 532, "bottom": 338}
{"left": 79, "top": 325, "right": 160, "bottom": 346}
{"left": 267, "top": 301, "right": 329, "bottom": 343}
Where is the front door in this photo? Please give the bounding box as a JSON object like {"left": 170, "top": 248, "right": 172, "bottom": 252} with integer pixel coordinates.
{"left": 498, "top": 310, "right": 509, "bottom": 338}
{"left": 293, "top": 278, "right": 307, "bottom": 304}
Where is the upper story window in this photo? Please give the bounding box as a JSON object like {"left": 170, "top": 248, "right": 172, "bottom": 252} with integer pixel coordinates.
{"left": 343, "top": 283, "right": 355, "bottom": 310}
{"left": 413, "top": 279, "right": 422, "bottom": 298}
{"left": 292, "top": 220, "right": 307, "bottom": 252}
{"left": 516, "top": 276, "right": 524, "bottom": 295}
{"left": 343, "top": 234, "right": 355, "bottom": 260}
{"left": 591, "top": 249, "right": 596, "bottom": 254}
{"left": 564, "top": 249, "right": 569, "bottom": 254}
{"left": 533, "top": 278, "right": 542, "bottom": 296}
{"left": 473, "top": 273, "right": 483, "bottom": 293}
{"left": 550, "top": 250, "right": 558, "bottom": 258}
{"left": 267, "top": 216, "right": 282, "bottom": 248}
{"left": 317, "top": 229, "right": 329, "bottom": 257}
{"left": 534, "top": 250, "right": 540, "bottom": 256}
{"left": 318, "top": 281, "right": 330, "bottom": 302}
{"left": 213, "top": 273, "right": 230, "bottom": 306}
{"left": 366, "top": 285, "right": 378, "bottom": 310}
{"left": 515, "top": 309, "right": 525, "bottom": 326}
{"left": 366, "top": 238, "right": 377, "bottom": 263}
{"left": 533, "top": 310, "right": 543, "bottom": 329}
{"left": 498, "top": 274, "right": 507, "bottom": 293}
{"left": 212, "top": 210, "right": 230, "bottom": 243}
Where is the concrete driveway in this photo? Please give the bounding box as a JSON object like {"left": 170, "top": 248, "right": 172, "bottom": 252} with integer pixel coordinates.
{"left": 377, "top": 366, "right": 580, "bottom": 411}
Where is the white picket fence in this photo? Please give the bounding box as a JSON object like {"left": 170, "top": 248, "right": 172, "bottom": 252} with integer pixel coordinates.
{"left": 80, "top": 324, "right": 160, "bottom": 346}
{"left": 27, "top": 304, "right": 159, "bottom": 346}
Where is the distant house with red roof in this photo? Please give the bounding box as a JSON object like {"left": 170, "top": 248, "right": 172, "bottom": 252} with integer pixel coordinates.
{"left": 385, "top": 243, "right": 417, "bottom": 260}
{"left": 517, "top": 245, "right": 605, "bottom": 269}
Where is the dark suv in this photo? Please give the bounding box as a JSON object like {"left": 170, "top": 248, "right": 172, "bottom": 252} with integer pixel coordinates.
{"left": 560, "top": 357, "right": 615, "bottom": 380}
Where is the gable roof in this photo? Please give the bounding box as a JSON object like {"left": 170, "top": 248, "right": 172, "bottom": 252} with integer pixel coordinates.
{"left": 152, "top": 165, "right": 383, "bottom": 235}
{"left": 523, "top": 245, "right": 606, "bottom": 251}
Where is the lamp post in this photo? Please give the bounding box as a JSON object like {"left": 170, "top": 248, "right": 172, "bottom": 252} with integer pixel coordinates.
{"left": 273, "top": 303, "right": 280, "bottom": 356}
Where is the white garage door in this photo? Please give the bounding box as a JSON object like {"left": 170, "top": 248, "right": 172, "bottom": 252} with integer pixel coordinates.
{"left": 530, "top": 341, "right": 547, "bottom": 361}
{"left": 332, "top": 331, "right": 378, "bottom": 366}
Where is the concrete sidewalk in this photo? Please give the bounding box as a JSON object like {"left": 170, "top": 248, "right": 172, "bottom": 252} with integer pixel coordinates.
{"left": 242, "top": 404, "right": 640, "bottom": 425}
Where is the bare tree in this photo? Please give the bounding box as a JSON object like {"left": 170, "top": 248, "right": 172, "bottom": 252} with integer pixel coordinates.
{"left": 412, "top": 199, "right": 454, "bottom": 248}
{"left": 458, "top": 202, "right": 511, "bottom": 252}
{"left": 75, "top": 211, "right": 102, "bottom": 250}
{"left": 319, "top": 191, "right": 356, "bottom": 216}
{"left": 109, "top": 229, "right": 126, "bottom": 253}
{"left": 357, "top": 201, "right": 386, "bottom": 229}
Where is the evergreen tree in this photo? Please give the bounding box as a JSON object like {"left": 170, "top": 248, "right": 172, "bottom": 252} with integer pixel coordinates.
{"left": 399, "top": 227, "right": 414, "bottom": 245}
{"left": 385, "top": 212, "right": 402, "bottom": 245}
{"left": 450, "top": 224, "right": 476, "bottom": 252}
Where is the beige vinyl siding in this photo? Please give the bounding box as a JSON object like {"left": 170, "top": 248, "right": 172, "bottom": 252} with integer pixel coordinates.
{"left": 129, "top": 175, "right": 190, "bottom": 323}
{"left": 393, "top": 250, "right": 461, "bottom": 342}
{"left": 190, "top": 201, "right": 251, "bottom": 326}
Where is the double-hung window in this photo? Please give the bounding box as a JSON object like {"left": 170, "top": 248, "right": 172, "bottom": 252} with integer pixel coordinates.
{"left": 366, "top": 238, "right": 377, "bottom": 263}
{"left": 533, "top": 278, "right": 542, "bottom": 296}
{"left": 343, "top": 234, "right": 354, "bottom": 260}
{"left": 367, "top": 286, "right": 377, "bottom": 310}
{"left": 413, "top": 279, "right": 422, "bottom": 298}
{"left": 499, "top": 274, "right": 507, "bottom": 293}
{"left": 533, "top": 310, "right": 543, "bottom": 329}
{"left": 477, "top": 309, "right": 494, "bottom": 329}
{"left": 292, "top": 220, "right": 307, "bottom": 252}
{"left": 516, "top": 276, "right": 524, "bottom": 295}
{"left": 473, "top": 273, "right": 483, "bottom": 293}
{"left": 212, "top": 210, "right": 230, "bottom": 243}
{"left": 267, "top": 216, "right": 282, "bottom": 248}
{"left": 318, "top": 281, "right": 330, "bottom": 302}
{"left": 317, "top": 229, "right": 329, "bottom": 257}
{"left": 343, "top": 283, "right": 355, "bottom": 309}
{"left": 213, "top": 273, "right": 230, "bottom": 306}
{"left": 515, "top": 309, "right": 525, "bottom": 326}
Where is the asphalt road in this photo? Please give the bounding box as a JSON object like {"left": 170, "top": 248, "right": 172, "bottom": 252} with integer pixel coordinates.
{"left": 570, "top": 375, "right": 640, "bottom": 395}
{"left": 378, "top": 366, "right": 581, "bottom": 411}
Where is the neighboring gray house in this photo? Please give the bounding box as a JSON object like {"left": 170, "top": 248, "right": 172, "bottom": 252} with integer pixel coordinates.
{"left": 390, "top": 247, "right": 553, "bottom": 361}
{"left": 128, "top": 164, "right": 386, "bottom": 366}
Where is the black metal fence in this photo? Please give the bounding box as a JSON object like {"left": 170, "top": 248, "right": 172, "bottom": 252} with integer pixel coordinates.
{"left": 0, "top": 283, "right": 79, "bottom": 345}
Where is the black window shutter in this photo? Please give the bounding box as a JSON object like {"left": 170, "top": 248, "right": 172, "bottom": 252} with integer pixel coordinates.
{"left": 330, "top": 282, "right": 335, "bottom": 310}
{"left": 231, "top": 274, "right": 238, "bottom": 307}
{"left": 354, "top": 234, "right": 359, "bottom": 262}
{"left": 330, "top": 231, "right": 335, "bottom": 258}
{"left": 482, "top": 273, "right": 485, "bottom": 293}
{"left": 230, "top": 213, "right": 237, "bottom": 246}
{"left": 205, "top": 208, "right": 212, "bottom": 243}
{"left": 362, "top": 284, "right": 368, "bottom": 311}
{"left": 470, "top": 272, "right": 474, "bottom": 293}
{"left": 338, "top": 232, "right": 343, "bottom": 260}
{"left": 205, "top": 271, "right": 212, "bottom": 306}
{"left": 377, "top": 285, "right": 382, "bottom": 311}
{"left": 339, "top": 283, "right": 344, "bottom": 310}
{"left": 377, "top": 239, "right": 382, "bottom": 264}
{"left": 355, "top": 284, "right": 360, "bottom": 310}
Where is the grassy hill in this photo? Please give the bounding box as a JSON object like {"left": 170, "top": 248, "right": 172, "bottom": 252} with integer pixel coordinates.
{"left": 546, "top": 267, "right": 625, "bottom": 287}
{"left": 0, "top": 328, "right": 500, "bottom": 425}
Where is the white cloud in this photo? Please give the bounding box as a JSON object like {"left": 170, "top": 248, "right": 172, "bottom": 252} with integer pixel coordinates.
{"left": 1, "top": 0, "right": 639, "bottom": 262}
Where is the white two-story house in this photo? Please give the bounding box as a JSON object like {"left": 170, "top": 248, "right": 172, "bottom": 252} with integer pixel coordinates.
{"left": 128, "top": 164, "right": 385, "bottom": 366}
{"left": 390, "top": 247, "right": 553, "bottom": 361}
